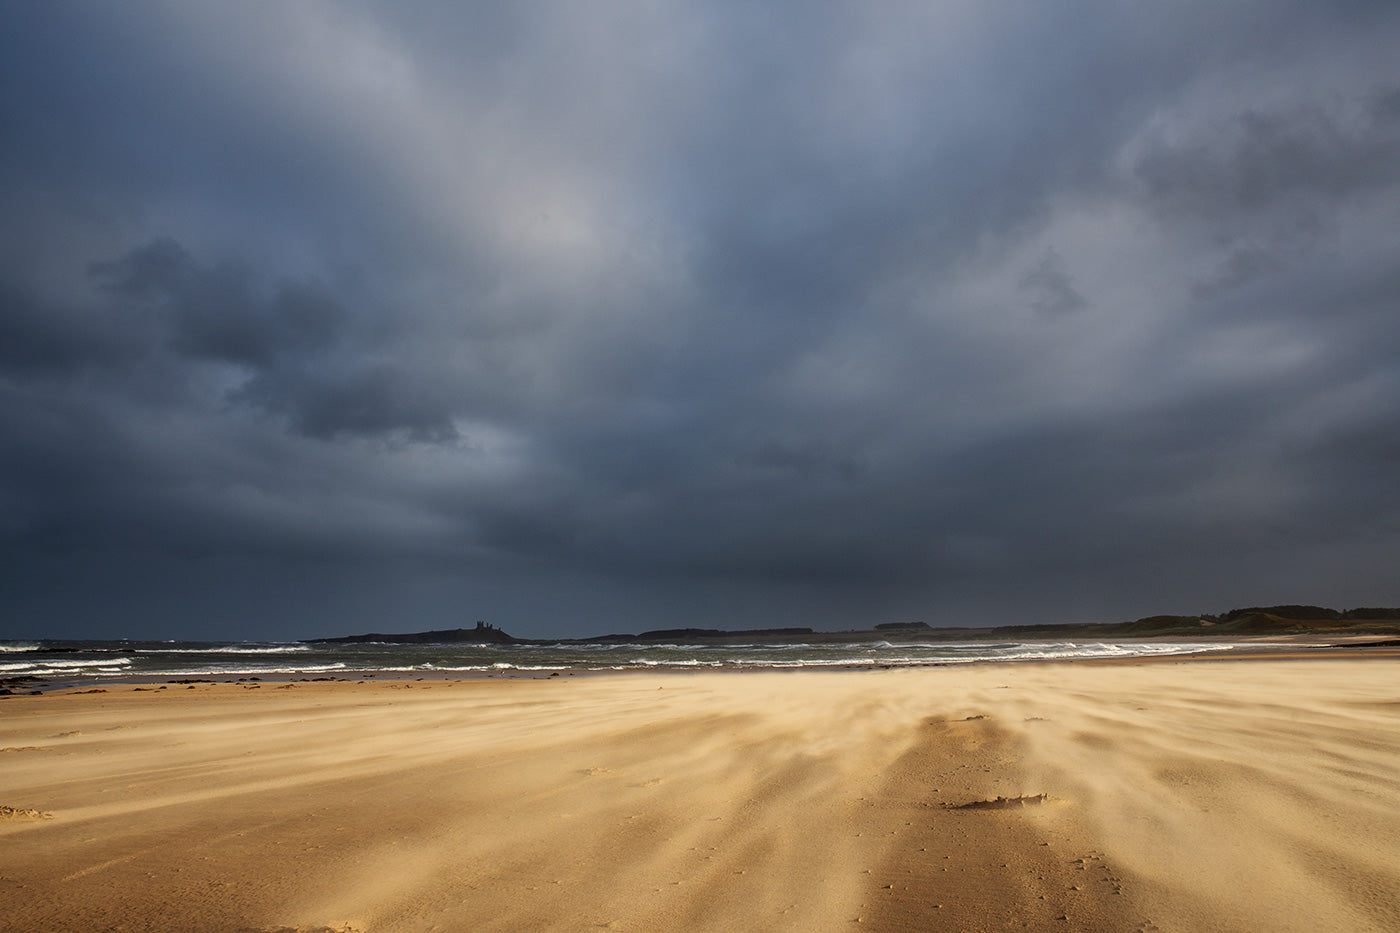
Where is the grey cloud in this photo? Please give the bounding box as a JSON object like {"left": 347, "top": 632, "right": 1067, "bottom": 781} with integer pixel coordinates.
{"left": 1132, "top": 90, "right": 1400, "bottom": 219}
{"left": 0, "top": 283, "right": 133, "bottom": 378}
{"left": 1019, "top": 251, "right": 1087, "bottom": 316}
{"left": 233, "top": 362, "right": 459, "bottom": 444}
{"left": 94, "top": 243, "right": 344, "bottom": 366}
{"left": 1190, "top": 242, "right": 1282, "bottom": 300}
{"left": 1373, "top": 86, "right": 1400, "bottom": 122}
{"left": 85, "top": 238, "right": 462, "bottom": 443}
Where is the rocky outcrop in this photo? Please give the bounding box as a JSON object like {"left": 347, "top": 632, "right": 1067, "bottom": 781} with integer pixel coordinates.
{"left": 307, "top": 621, "right": 516, "bottom": 645}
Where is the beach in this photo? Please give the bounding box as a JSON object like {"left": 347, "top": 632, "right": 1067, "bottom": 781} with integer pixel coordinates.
{"left": 3, "top": 657, "right": 1399, "bottom": 932}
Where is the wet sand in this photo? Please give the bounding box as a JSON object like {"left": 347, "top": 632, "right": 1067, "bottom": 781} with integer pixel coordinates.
{"left": 3, "top": 658, "right": 1399, "bottom": 932}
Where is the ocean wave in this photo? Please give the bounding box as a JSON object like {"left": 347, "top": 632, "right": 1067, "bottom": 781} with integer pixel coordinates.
{"left": 28, "top": 666, "right": 133, "bottom": 675}
{"left": 57, "top": 661, "right": 353, "bottom": 678}
{"left": 473, "top": 663, "right": 571, "bottom": 671}
{"left": 983, "top": 642, "right": 1232, "bottom": 662}
{"left": 0, "top": 643, "right": 40, "bottom": 653}
{"left": 724, "top": 656, "right": 938, "bottom": 669}
{"left": 555, "top": 642, "right": 827, "bottom": 651}
{"left": 138, "top": 645, "right": 312, "bottom": 655}
{"left": 21, "top": 657, "right": 131, "bottom": 669}
{"left": 2, "top": 657, "right": 133, "bottom": 675}
{"left": 163, "top": 661, "right": 350, "bottom": 675}
{"left": 4, "top": 639, "right": 1240, "bottom": 683}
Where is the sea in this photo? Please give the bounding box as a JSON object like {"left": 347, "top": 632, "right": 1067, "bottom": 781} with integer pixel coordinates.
{"left": 0, "top": 637, "right": 1240, "bottom": 689}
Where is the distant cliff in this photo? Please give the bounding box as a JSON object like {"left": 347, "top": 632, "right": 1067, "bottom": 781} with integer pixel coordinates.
{"left": 307, "top": 621, "right": 516, "bottom": 645}
{"left": 987, "top": 606, "right": 1400, "bottom": 639}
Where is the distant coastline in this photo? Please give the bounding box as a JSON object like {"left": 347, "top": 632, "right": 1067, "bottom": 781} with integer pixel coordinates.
{"left": 305, "top": 604, "right": 1400, "bottom": 647}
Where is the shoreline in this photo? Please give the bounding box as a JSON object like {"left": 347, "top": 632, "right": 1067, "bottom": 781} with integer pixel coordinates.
{"left": 7, "top": 637, "right": 1399, "bottom": 696}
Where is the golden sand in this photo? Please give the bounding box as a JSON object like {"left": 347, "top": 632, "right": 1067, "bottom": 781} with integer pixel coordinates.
{"left": 3, "top": 659, "right": 1398, "bottom": 932}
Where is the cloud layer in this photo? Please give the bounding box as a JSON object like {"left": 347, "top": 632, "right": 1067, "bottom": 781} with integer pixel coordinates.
{"left": 3, "top": 2, "right": 1399, "bottom": 638}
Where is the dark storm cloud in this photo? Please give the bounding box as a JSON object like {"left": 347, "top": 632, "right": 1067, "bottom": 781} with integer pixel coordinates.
{"left": 1132, "top": 94, "right": 1400, "bottom": 216}
{"left": 3, "top": 1, "right": 1400, "bottom": 639}
{"left": 87, "top": 237, "right": 458, "bottom": 442}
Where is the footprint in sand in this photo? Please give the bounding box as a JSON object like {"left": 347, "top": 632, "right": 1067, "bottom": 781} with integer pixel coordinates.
{"left": 0, "top": 805, "right": 54, "bottom": 820}
{"left": 946, "top": 794, "right": 1054, "bottom": 810}
{"left": 236, "top": 927, "right": 362, "bottom": 933}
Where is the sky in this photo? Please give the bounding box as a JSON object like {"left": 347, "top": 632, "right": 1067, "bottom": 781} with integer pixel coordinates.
{"left": 3, "top": 2, "right": 1400, "bottom": 641}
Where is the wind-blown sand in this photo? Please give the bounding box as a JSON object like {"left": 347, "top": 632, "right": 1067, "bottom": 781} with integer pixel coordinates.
{"left": 3, "top": 659, "right": 1398, "bottom": 932}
